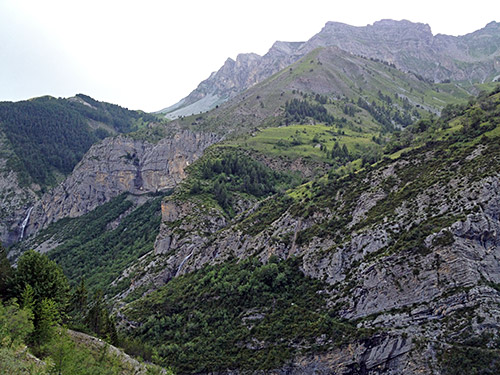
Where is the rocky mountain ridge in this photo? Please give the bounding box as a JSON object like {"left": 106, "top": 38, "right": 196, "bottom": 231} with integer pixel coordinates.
{"left": 161, "top": 19, "right": 500, "bottom": 118}
{"left": 159, "top": 41, "right": 304, "bottom": 119}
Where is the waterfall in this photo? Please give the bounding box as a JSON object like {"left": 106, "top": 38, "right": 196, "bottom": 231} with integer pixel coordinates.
{"left": 175, "top": 252, "right": 193, "bottom": 277}
{"left": 19, "top": 206, "right": 33, "bottom": 241}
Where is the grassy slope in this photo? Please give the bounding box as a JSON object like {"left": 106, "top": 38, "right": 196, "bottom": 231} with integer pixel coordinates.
{"left": 178, "top": 47, "right": 486, "bottom": 136}
{"left": 286, "top": 90, "right": 500, "bottom": 243}
{"left": 169, "top": 48, "right": 489, "bottom": 186}
{"left": 230, "top": 123, "right": 378, "bottom": 164}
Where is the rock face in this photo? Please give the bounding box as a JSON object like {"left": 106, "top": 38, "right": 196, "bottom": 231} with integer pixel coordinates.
{"left": 159, "top": 41, "right": 305, "bottom": 118}
{"left": 160, "top": 19, "right": 500, "bottom": 117}
{"left": 24, "top": 130, "right": 219, "bottom": 237}
{"left": 0, "top": 134, "right": 38, "bottom": 246}
{"left": 117, "top": 134, "right": 500, "bottom": 373}
{"left": 307, "top": 19, "right": 500, "bottom": 83}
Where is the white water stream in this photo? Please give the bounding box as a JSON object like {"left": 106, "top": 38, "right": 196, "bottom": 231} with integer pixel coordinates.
{"left": 19, "top": 206, "right": 33, "bottom": 241}
{"left": 175, "top": 252, "right": 193, "bottom": 277}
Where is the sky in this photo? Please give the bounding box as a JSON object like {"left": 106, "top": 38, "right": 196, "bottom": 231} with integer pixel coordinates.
{"left": 1, "top": 0, "right": 499, "bottom": 112}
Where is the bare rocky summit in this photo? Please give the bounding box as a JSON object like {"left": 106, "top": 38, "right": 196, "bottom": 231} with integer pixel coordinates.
{"left": 161, "top": 20, "right": 500, "bottom": 118}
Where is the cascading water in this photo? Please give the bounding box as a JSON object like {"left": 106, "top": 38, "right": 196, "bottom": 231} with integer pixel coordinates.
{"left": 175, "top": 251, "right": 193, "bottom": 277}
{"left": 19, "top": 206, "right": 33, "bottom": 241}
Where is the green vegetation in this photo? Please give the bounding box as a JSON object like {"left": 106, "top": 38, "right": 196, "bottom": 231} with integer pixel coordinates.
{"left": 46, "top": 194, "right": 165, "bottom": 295}
{"left": 284, "top": 98, "right": 336, "bottom": 125}
{"left": 0, "top": 243, "right": 12, "bottom": 299}
{"left": 13, "top": 192, "right": 168, "bottom": 295}
{"left": 0, "top": 98, "right": 102, "bottom": 188}
{"left": 237, "top": 193, "right": 294, "bottom": 236}
{"left": 0, "top": 299, "right": 166, "bottom": 375}
{"left": 439, "top": 345, "right": 500, "bottom": 375}
{"left": 385, "top": 86, "right": 500, "bottom": 153}
{"left": 237, "top": 87, "right": 500, "bottom": 257}
{"left": 29, "top": 194, "right": 134, "bottom": 250}
{"left": 70, "top": 94, "right": 157, "bottom": 133}
{"left": 124, "top": 256, "right": 368, "bottom": 374}
{"left": 184, "top": 148, "right": 301, "bottom": 216}
{"left": 438, "top": 330, "right": 500, "bottom": 375}
{"left": 0, "top": 248, "right": 168, "bottom": 374}
{"left": 357, "top": 93, "right": 415, "bottom": 131}
{"left": 185, "top": 46, "right": 475, "bottom": 138}
{"left": 0, "top": 95, "right": 157, "bottom": 189}
{"left": 232, "top": 123, "right": 381, "bottom": 166}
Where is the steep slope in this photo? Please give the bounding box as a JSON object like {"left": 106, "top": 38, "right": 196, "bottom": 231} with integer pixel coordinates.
{"left": 180, "top": 46, "right": 476, "bottom": 136}
{"left": 160, "top": 19, "right": 500, "bottom": 117}
{"left": 0, "top": 134, "right": 38, "bottom": 245}
{"left": 24, "top": 130, "right": 219, "bottom": 237}
{"left": 0, "top": 94, "right": 158, "bottom": 246}
{"left": 159, "top": 41, "right": 304, "bottom": 118}
{"left": 117, "top": 87, "right": 500, "bottom": 374}
{"left": 306, "top": 19, "right": 500, "bottom": 82}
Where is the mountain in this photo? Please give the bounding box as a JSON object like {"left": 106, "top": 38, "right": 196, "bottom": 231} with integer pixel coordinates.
{"left": 121, "top": 86, "right": 500, "bottom": 374}
{"left": 14, "top": 84, "right": 500, "bottom": 374}
{"left": 158, "top": 41, "right": 304, "bottom": 119}
{"left": 160, "top": 20, "right": 500, "bottom": 118}
{"left": 186, "top": 45, "right": 474, "bottom": 136}
{"left": 0, "top": 94, "right": 159, "bottom": 246}
{"left": 307, "top": 19, "right": 500, "bottom": 82}
{"left": 12, "top": 38, "right": 481, "bottom": 247}
{"left": 3, "top": 17, "right": 500, "bottom": 375}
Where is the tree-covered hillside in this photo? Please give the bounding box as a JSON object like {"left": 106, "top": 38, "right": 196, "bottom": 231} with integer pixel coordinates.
{"left": 0, "top": 95, "right": 157, "bottom": 189}
{"left": 0, "top": 246, "right": 167, "bottom": 374}
{"left": 123, "top": 256, "right": 369, "bottom": 374}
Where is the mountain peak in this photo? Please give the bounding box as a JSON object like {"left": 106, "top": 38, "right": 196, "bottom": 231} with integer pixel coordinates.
{"left": 321, "top": 19, "right": 433, "bottom": 36}
{"left": 485, "top": 20, "right": 500, "bottom": 29}
{"left": 372, "top": 19, "right": 432, "bottom": 32}
{"left": 160, "top": 19, "right": 500, "bottom": 117}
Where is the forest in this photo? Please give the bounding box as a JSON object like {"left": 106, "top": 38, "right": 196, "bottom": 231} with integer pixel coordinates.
{"left": 0, "top": 95, "right": 156, "bottom": 189}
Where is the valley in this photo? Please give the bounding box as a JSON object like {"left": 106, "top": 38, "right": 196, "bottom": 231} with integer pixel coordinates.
{"left": 1, "top": 19, "right": 500, "bottom": 375}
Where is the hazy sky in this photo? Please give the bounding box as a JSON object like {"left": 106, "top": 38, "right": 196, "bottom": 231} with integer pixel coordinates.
{"left": 1, "top": 0, "right": 499, "bottom": 112}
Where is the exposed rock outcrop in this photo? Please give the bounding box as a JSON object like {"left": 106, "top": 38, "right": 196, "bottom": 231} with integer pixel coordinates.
{"left": 161, "top": 20, "right": 500, "bottom": 116}
{"left": 24, "top": 130, "right": 219, "bottom": 237}
{"left": 306, "top": 19, "right": 500, "bottom": 83}
{"left": 0, "top": 134, "right": 38, "bottom": 246}
{"left": 117, "top": 138, "right": 500, "bottom": 373}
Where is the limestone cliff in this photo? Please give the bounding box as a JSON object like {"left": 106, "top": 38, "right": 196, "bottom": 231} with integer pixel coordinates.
{"left": 24, "top": 130, "right": 219, "bottom": 237}
{"left": 118, "top": 130, "right": 500, "bottom": 373}
{"left": 0, "top": 133, "right": 38, "bottom": 246}
{"left": 160, "top": 20, "right": 500, "bottom": 117}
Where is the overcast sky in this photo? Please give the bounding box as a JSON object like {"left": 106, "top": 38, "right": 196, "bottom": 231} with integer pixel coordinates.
{"left": 1, "top": 0, "right": 499, "bottom": 112}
